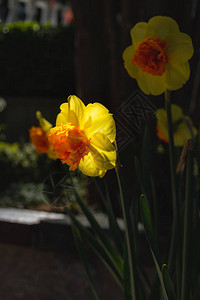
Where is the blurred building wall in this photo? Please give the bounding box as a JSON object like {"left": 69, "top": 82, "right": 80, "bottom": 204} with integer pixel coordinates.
{"left": 1, "top": 0, "right": 73, "bottom": 26}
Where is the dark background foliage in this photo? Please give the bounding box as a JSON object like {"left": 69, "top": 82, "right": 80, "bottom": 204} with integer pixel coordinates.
{"left": 0, "top": 22, "right": 75, "bottom": 97}
{"left": 1, "top": 0, "right": 200, "bottom": 212}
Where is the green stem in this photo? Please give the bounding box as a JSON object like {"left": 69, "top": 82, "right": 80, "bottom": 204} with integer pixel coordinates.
{"left": 181, "top": 146, "right": 193, "bottom": 300}
{"left": 68, "top": 210, "right": 123, "bottom": 289}
{"left": 115, "top": 168, "right": 137, "bottom": 300}
{"left": 70, "top": 221, "right": 99, "bottom": 300}
{"left": 164, "top": 92, "right": 179, "bottom": 273}
{"left": 192, "top": 174, "right": 199, "bottom": 293}
{"left": 176, "top": 246, "right": 182, "bottom": 300}
{"left": 150, "top": 174, "right": 159, "bottom": 245}
{"left": 94, "top": 178, "right": 123, "bottom": 254}
{"left": 69, "top": 173, "right": 123, "bottom": 279}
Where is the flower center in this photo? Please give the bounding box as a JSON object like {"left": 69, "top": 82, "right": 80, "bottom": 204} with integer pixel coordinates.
{"left": 48, "top": 124, "right": 90, "bottom": 170}
{"left": 29, "top": 127, "right": 49, "bottom": 153}
{"left": 132, "top": 36, "right": 168, "bottom": 75}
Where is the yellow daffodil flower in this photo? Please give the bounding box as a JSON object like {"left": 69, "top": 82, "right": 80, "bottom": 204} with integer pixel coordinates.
{"left": 123, "top": 16, "right": 194, "bottom": 95}
{"left": 29, "top": 111, "right": 55, "bottom": 159}
{"left": 156, "top": 104, "right": 197, "bottom": 146}
{"left": 48, "top": 95, "right": 116, "bottom": 177}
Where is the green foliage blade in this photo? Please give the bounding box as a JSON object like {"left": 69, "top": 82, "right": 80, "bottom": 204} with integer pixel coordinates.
{"left": 69, "top": 174, "right": 123, "bottom": 276}
{"left": 162, "top": 264, "right": 176, "bottom": 300}
{"left": 71, "top": 223, "right": 99, "bottom": 300}
{"left": 68, "top": 211, "right": 123, "bottom": 288}
{"left": 140, "top": 195, "right": 172, "bottom": 300}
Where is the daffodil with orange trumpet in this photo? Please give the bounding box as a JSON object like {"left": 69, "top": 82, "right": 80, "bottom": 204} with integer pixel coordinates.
{"left": 123, "top": 16, "right": 194, "bottom": 95}
{"left": 48, "top": 95, "right": 117, "bottom": 177}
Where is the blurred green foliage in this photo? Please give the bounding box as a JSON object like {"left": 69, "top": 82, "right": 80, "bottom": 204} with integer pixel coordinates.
{"left": 0, "top": 139, "right": 88, "bottom": 208}
{"left": 0, "top": 141, "right": 51, "bottom": 187}
{"left": 0, "top": 182, "right": 44, "bottom": 208}
{"left": 0, "top": 139, "right": 58, "bottom": 204}
{"left": 0, "top": 21, "right": 75, "bottom": 97}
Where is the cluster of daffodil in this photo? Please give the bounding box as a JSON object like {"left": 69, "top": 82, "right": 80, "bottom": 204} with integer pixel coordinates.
{"left": 29, "top": 16, "right": 200, "bottom": 300}
{"left": 30, "top": 97, "right": 116, "bottom": 177}
{"left": 123, "top": 16, "right": 193, "bottom": 95}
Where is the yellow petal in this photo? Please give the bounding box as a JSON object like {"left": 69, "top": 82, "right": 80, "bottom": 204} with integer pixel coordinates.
{"left": 173, "top": 132, "right": 185, "bottom": 146}
{"left": 99, "top": 170, "right": 107, "bottom": 178}
{"left": 84, "top": 103, "right": 116, "bottom": 143}
{"left": 174, "top": 122, "right": 194, "bottom": 146}
{"left": 174, "top": 116, "right": 197, "bottom": 146}
{"left": 137, "top": 72, "right": 167, "bottom": 95}
{"left": 156, "top": 105, "right": 197, "bottom": 147}
{"left": 156, "top": 104, "right": 183, "bottom": 128}
{"left": 130, "top": 22, "right": 148, "bottom": 47}
{"left": 123, "top": 45, "right": 139, "bottom": 79}
{"left": 166, "top": 33, "right": 194, "bottom": 64}
{"left": 47, "top": 146, "right": 56, "bottom": 160}
{"left": 56, "top": 112, "right": 67, "bottom": 126}
{"left": 68, "top": 95, "right": 86, "bottom": 127}
{"left": 147, "top": 16, "right": 179, "bottom": 40}
{"left": 171, "top": 104, "right": 183, "bottom": 122}
{"left": 78, "top": 152, "right": 106, "bottom": 177}
{"left": 176, "top": 123, "right": 192, "bottom": 140}
{"left": 176, "top": 116, "right": 197, "bottom": 137}
{"left": 156, "top": 109, "right": 168, "bottom": 137}
{"left": 191, "top": 124, "right": 198, "bottom": 137}
{"left": 156, "top": 108, "right": 166, "bottom": 123}
{"left": 89, "top": 144, "right": 116, "bottom": 170}
{"left": 89, "top": 132, "right": 116, "bottom": 170}
{"left": 166, "top": 62, "right": 190, "bottom": 90}
{"left": 146, "top": 73, "right": 167, "bottom": 95}
{"left": 56, "top": 103, "right": 68, "bottom": 126}
{"left": 60, "top": 102, "right": 69, "bottom": 114}
{"left": 135, "top": 70, "right": 150, "bottom": 95}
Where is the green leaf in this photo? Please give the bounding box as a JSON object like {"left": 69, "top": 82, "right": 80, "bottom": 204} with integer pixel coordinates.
{"left": 150, "top": 252, "right": 169, "bottom": 300}
{"left": 140, "top": 195, "right": 175, "bottom": 300}
{"left": 69, "top": 173, "right": 123, "bottom": 277}
{"left": 140, "top": 195, "right": 161, "bottom": 264}
{"left": 123, "top": 241, "right": 131, "bottom": 299}
{"left": 193, "top": 284, "right": 200, "bottom": 300}
{"left": 162, "top": 264, "right": 176, "bottom": 300}
{"left": 68, "top": 211, "right": 123, "bottom": 289}
{"left": 95, "top": 178, "right": 124, "bottom": 255}
{"left": 142, "top": 125, "right": 152, "bottom": 200}
{"left": 181, "top": 148, "right": 194, "bottom": 300}
{"left": 115, "top": 169, "right": 138, "bottom": 300}
{"left": 149, "top": 278, "right": 162, "bottom": 300}
{"left": 71, "top": 223, "right": 99, "bottom": 300}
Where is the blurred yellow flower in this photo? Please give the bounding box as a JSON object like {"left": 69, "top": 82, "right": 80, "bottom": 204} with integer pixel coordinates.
{"left": 156, "top": 104, "right": 197, "bottom": 146}
{"left": 123, "top": 16, "right": 193, "bottom": 95}
{"left": 29, "top": 111, "right": 55, "bottom": 159}
{"left": 48, "top": 95, "right": 116, "bottom": 177}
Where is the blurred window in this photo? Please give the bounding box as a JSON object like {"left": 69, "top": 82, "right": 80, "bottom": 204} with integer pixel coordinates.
{"left": 0, "top": 0, "right": 8, "bottom": 24}
{"left": 16, "top": 2, "right": 26, "bottom": 21}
